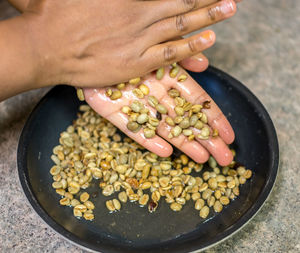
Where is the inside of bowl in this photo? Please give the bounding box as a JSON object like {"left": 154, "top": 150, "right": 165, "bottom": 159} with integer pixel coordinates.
{"left": 19, "top": 67, "right": 278, "bottom": 253}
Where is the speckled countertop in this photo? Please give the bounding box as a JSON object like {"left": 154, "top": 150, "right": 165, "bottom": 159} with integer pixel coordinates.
{"left": 0, "top": 0, "right": 299, "bottom": 252}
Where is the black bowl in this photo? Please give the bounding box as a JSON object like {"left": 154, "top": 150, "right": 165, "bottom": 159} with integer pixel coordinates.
{"left": 17, "top": 66, "right": 279, "bottom": 253}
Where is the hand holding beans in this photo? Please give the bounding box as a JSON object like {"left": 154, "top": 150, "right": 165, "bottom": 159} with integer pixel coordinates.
{"left": 20, "top": 0, "right": 237, "bottom": 90}
{"left": 83, "top": 65, "right": 235, "bottom": 166}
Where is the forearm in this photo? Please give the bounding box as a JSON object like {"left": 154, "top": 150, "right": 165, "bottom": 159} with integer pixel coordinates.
{"left": 7, "top": 0, "right": 28, "bottom": 12}
{"left": 0, "top": 16, "right": 41, "bottom": 101}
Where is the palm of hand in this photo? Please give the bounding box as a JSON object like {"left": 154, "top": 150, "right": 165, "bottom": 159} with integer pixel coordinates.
{"left": 84, "top": 67, "right": 234, "bottom": 166}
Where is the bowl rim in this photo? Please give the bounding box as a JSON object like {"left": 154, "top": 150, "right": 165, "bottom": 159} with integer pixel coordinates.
{"left": 17, "top": 66, "right": 279, "bottom": 253}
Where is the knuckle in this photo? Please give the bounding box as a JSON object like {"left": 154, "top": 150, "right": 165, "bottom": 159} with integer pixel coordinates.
{"left": 182, "top": 0, "right": 196, "bottom": 10}
{"left": 212, "top": 111, "right": 223, "bottom": 125}
{"left": 175, "top": 14, "right": 189, "bottom": 32}
{"left": 195, "top": 91, "right": 209, "bottom": 105}
{"left": 207, "top": 6, "right": 222, "bottom": 21}
{"left": 163, "top": 45, "right": 177, "bottom": 62}
{"left": 188, "top": 39, "right": 198, "bottom": 52}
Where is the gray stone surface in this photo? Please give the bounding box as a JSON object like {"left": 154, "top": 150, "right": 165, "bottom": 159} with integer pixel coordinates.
{"left": 0, "top": 0, "right": 299, "bottom": 252}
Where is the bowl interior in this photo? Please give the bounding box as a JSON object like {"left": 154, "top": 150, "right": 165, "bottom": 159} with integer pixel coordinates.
{"left": 18, "top": 67, "right": 278, "bottom": 253}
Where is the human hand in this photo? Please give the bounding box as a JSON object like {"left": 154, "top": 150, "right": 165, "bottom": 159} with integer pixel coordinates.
{"left": 83, "top": 66, "right": 235, "bottom": 166}
{"left": 22, "top": 0, "right": 237, "bottom": 89}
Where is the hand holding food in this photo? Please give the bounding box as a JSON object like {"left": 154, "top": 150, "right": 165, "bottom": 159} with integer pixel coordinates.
{"left": 51, "top": 83, "right": 252, "bottom": 221}
{"left": 82, "top": 65, "right": 235, "bottom": 166}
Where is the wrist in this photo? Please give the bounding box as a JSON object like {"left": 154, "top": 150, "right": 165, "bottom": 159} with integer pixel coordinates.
{"left": 0, "top": 16, "right": 45, "bottom": 100}
{"left": 21, "top": 13, "right": 64, "bottom": 88}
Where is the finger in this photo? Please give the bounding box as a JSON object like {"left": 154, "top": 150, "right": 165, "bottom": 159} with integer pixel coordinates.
{"left": 145, "top": 0, "right": 236, "bottom": 44}
{"left": 83, "top": 88, "right": 173, "bottom": 157}
{"left": 193, "top": 129, "right": 233, "bottom": 166}
{"left": 158, "top": 67, "right": 235, "bottom": 144}
{"left": 139, "top": 79, "right": 210, "bottom": 163}
{"left": 179, "top": 52, "right": 209, "bottom": 72}
{"left": 172, "top": 36, "right": 209, "bottom": 72}
{"left": 142, "top": 0, "right": 219, "bottom": 24}
{"left": 143, "top": 30, "right": 215, "bottom": 69}
{"left": 143, "top": 74, "right": 232, "bottom": 165}
{"left": 157, "top": 121, "right": 210, "bottom": 164}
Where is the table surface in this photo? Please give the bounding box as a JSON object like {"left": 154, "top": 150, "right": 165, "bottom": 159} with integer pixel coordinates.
{"left": 0, "top": 0, "right": 299, "bottom": 252}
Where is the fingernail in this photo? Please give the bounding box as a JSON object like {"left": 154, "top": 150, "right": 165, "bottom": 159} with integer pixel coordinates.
{"left": 221, "top": 0, "right": 235, "bottom": 14}
{"left": 193, "top": 56, "right": 205, "bottom": 62}
{"left": 201, "top": 31, "right": 214, "bottom": 43}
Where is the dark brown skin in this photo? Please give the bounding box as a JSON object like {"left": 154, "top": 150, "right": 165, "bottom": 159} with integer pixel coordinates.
{"left": 1, "top": 0, "right": 237, "bottom": 101}
{"left": 7, "top": 0, "right": 210, "bottom": 74}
